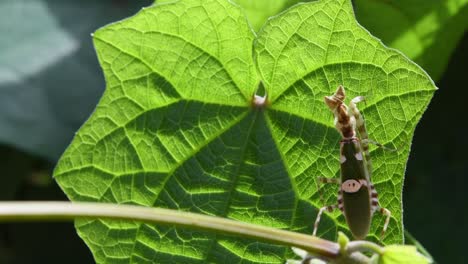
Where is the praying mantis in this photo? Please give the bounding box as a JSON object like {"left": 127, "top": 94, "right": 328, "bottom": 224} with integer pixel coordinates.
{"left": 313, "top": 85, "right": 391, "bottom": 240}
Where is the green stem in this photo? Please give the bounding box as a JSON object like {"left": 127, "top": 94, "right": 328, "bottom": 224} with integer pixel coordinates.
{"left": 0, "top": 201, "right": 339, "bottom": 258}
{"left": 347, "top": 240, "right": 384, "bottom": 255}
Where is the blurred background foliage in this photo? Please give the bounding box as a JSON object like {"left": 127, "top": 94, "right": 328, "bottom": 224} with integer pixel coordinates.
{"left": 0, "top": 0, "right": 466, "bottom": 263}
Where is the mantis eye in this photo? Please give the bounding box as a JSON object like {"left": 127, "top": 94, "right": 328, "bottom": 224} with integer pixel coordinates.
{"left": 341, "top": 179, "right": 361, "bottom": 193}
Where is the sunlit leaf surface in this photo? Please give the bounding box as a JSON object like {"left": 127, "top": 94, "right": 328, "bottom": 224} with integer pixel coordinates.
{"left": 55, "top": 0, "right": 436, "bottom": 262}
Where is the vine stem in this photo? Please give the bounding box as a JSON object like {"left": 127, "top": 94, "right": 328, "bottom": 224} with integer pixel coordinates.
{"left": 0, "top": 201, "right": 340, "bottom": 258}
{"left": 347, "top": 240, "right": 385, "bottom": 255}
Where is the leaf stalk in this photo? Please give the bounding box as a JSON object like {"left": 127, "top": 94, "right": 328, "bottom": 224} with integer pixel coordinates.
{"left": 0, "top": 201, "right": 339, "bottom": 258}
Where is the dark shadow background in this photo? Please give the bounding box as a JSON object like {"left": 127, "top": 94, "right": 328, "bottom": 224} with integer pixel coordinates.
{"left": 403, "top": 33, "right": 468, "bottom": 264}
{"left": 0, "top": 1, "right": 466, "bottom": 263}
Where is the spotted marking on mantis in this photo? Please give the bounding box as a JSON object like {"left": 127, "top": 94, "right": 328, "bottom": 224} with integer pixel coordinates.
{"left": 341, "top": 179, "right": 362, "bottom": 193}
{"left": 340, "top": 155, "right": 347, "bottom": 164}
{"left": 354, "top": 152, "right": 363, "bottom": 161}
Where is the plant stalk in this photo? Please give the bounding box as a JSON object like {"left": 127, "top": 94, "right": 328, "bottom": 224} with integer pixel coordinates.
{"left": 347, "top": 240, "right": 384, "bottom": 255}
{"left": 0, "top": 201, "right": 340, "bottom": 258}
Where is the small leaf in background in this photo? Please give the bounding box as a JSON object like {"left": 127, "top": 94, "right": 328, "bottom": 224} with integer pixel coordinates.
{"left": 354, "top": 0, "right": 468, "bottom": 81}
{"left": 55, "top": 0, "right": 436, "bottom": 263}
{"left": 378, "top": 245, "right": 430, "bottom": 264}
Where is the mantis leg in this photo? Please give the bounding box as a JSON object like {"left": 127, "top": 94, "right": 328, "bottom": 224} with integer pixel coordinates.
{"left": 378, "top": 207, "right": 391, "bottom": 239}
{"left": 370, "top": 183, "right": 391, "bottom": 239}
{"left": 313, "top": 205, "right": 338, "bottom": 237}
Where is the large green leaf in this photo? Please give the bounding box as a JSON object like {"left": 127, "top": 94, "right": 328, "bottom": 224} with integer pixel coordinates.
{"left": 354, "top": 0, "right": 468, "bottom": 81}
{"left": 54, "top": 0, "right": 436, "bottom": 263}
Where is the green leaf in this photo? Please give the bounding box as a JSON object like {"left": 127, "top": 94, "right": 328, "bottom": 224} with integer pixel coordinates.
{"left": 354, "top": 0, "right": 468, "bottom": 81}
{"left": 55, "top": 0, "right": 436, "bottom": 263}
{"left": 378, "top": 245, "right": 430, "bottom": 264}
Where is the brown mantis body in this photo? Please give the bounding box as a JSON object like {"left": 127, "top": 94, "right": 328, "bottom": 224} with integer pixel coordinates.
{"left": 313, "top": 86, "right": 391, "bottom": 240}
